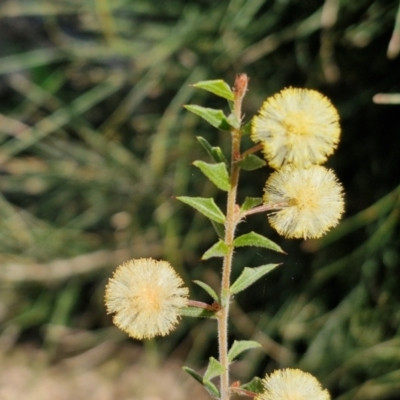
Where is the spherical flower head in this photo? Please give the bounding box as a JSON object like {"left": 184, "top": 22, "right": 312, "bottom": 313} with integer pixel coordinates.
{"left": 105, "top": 258, "right": 189, "bottom": 340}
{"left": 251, "top": 88, "right": 340, "bottom": 169}
{"left": 256, "top": 368, "right": 330, "bottom": 400}
{"left": 264, "top": 165, "right": 344, "bottom": 239}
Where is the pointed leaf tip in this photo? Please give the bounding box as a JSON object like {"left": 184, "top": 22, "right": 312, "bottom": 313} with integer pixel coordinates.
{"left": 196, "top": 136, "right": 227, "bottom": 163}
{"left": 228, "top": 340, "right": 261, "bottom": 362}
{"left": 193, "top": 280, "right": 219, "bottom": 301}
{"left": 184, "top": 105, "right": 231, "bottom": 131}
{"left": 177, "top": 196, "right": 226, "bottom": 224}
{"left": 237, "top": 154, "right": 266, "bottom": 171}
{"left": 182, "top": 365, "right": 220, "bottom": 398}
{"left": 240, "top": 377, "right": 264, "bottom": 394}
{"left": 233, "top": 231, "right": 285, "bottom": 254}
{"left": 202, "top": 240, "right": 229, "bottom": 260}
{"left": 204, "top": 357, "right": 225, "bottom": 382}
{"left": 230, "top": 264, "right": 280, "bottom": 295}
{"left": 192, "top": 79, "right": 235, "bottom": 101}
{"left": 193, "top": 160, "right": 230, "bottom": 192}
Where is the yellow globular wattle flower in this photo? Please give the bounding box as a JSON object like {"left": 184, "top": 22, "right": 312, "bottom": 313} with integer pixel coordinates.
{"left": 256, "top": 369, "right": 330, "bottom": 400}
{"left": 251, "top": 88, "right": 340, "bottom": 169}
{"left": 105, "top": 258, "right": 189, "bottom": 340}
{"left": 264, "top": 165, "right": 344, "bottom": 239}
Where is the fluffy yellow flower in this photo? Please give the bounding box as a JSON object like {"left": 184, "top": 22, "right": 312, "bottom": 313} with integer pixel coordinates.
{"left": 105, "top": 258, "right": 189, "bottom": 340}
{"left": 256, "top": 369, "right": 330, "bottom": 400}
{"left": 264, "top": 165, "right": 344, "bottom": 239}
{"left": 251, "top": 88, "right": 340, "bottom": 169}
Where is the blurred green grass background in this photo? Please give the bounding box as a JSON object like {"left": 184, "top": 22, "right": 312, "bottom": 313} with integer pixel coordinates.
{"left": 0, "top": 0, "right": 400, "bottom": 399}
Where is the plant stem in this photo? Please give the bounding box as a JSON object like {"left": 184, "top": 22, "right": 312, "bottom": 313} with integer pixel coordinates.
{"left": 218, "top": 74, "right": 248, "bottom": 400}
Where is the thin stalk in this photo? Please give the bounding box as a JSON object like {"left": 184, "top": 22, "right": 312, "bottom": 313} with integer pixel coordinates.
{"left": 218, "top": 74, "right": 248, "bottom": 400}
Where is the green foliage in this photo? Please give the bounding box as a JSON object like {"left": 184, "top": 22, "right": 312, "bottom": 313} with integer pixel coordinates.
{"left": 237, "top": 154, "right": 266, "bottom": 171}
{"left": 184, "top": 105, "right": 232, "bottom": 131}
{"left": 183, "top": 360, "right": 224, "bottom": 398}
{"left": 182, "top": 366, "right": 220, "bottom": 398}
{"left": 193, "top": 161, "right": 231, "bottom": 192}
{"left": 202, "top": 240, "right": 229, "bottom": 260}
{"left": 193, "top": 280, "right": 219, "bottom": 302}
{"left": 204, "top": 357, "right": 225, "bottom": 382}
{"left": 240, "top": 377, "right": 264, "bottom": 395}
{"left": 192, "top": 80, "right": 235, "bottom": 101}
{"left": 240, "top": 197, "right": 263, "bottom": 212}
{"left": 227, "top": 340, "right": 261, "bottom": 363}
{"left": 197, "top": 136, "right": 228, "bottom": 164}
{"left": 230, "top": 264, "right": 280, "bottom": 295}
{"left": 176, "top": 196, "right": 226, "bottom": 224}
{"left": 233, "top": 231, "right": 285, "bottom": 254}
{"left": 180, "top": 306, "right": 217, "bottom": 320}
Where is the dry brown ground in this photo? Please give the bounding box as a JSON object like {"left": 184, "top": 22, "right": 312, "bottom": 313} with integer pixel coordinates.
{"left": 0, "top": 343, "right": 210, "bottom": 400}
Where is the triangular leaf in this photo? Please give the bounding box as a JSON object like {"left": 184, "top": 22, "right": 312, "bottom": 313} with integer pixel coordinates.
{"left": 228, "top": 340, "right": 261, "bottom": 363}
{"left": 192, "top": 79, "right": 235, "bottom": 101}
{"left": 196, "top": 136, "right": 227, "bottom": 163}
{"left": 237, "top": 154, "right": 266, "bottom": 171}
{"left": 240, "top": 197, "right": 263, "bottom": 212}
{"left": 240, "top": 376, "right": 264, "bottom": 394}
{"left": 204, "top": 357, "right": 225, "bottom": 382}
{"left": 193, "top": 280, "right": 219, "bottom": 301}
{"left": 177, "top": 196, "right": 225, "bottom": 224}
{"left": 233, "top": 232, "right": 285, "bottom": 254}
{"left": 202, "top": 240, "right": 229, "bottom": 260}
{"left": 184, "top": 105, "right": 231, "bottom": 131}
{"left": 180, "top": 306, "right": 217, "bottom": 319}
{"left": 230, "top": 264, "right": 280, "bottom": 295}
{"left": 193, "top": 161, "right": 231, "bottom": 192}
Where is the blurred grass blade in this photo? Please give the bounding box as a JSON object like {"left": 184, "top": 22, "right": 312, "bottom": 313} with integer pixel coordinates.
{"left": 0, "top": 75, "right": 124, "bottom": 164}
{"left": 0, "top": 48, "right": 66, "bottom": 75}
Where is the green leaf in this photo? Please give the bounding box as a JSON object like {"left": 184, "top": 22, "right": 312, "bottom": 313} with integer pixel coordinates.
{"left": 182, "top": 366, "right": 220, "bottom": 398}
{"left": 202, "top": 240, "right": 229, "bottom": 260}
{"left": 204, "top": 381, "right": 220, "bottom": 398}
{"left": 184, "top": 105, "right": 231, "bottom": 131}
{"left": 240, "top": 197, "right": 263, "bottom": 212}
{"left": 193, "top": 280, "right": 219, "bottom": 301}
{"left": 196, "top": 136, "right": 227, "bottom": 163}
{"left": 230, "top": 264, "right": 280, "bottom": 295}
{"left": 241, "top": 120, "right": 252, "bottom": 136}
{"left": 177, "top": 196, "right": 225, "bottom": 224}
{"left": 180, "top": 306, "right": 217, "bottom": 319}
{"left": 228, "top": 340, "right": 261, "bottom": 363}
{"left": 233, "top": 232, "right": 285, "bottom": 254}
{"left": 226, "top": 113, "right": 240, "bottom": 129}
{"left": 211, "top": 220, "right": 225, "bottom": 239}
{"left": 193, "top": 161, "right": 231, "bottom": 192}
{"left": 192, "top": 79, "right": 235, "bottom": 101}
{"left": 237, "top": 154, "right": 266, "bottom": 171}
{"left": 182, "top": 366, "right": 203, "bottom": 384}
{"left": 204, "top": 357, "right": 225, "bottom": 382}
{"left": 240, "top": 377, "right": 264, "bottom": 394}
